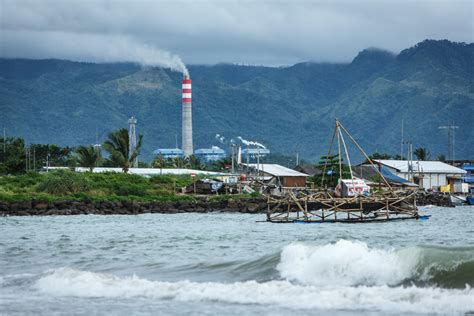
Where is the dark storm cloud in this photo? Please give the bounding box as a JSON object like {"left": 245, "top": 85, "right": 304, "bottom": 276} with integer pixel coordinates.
{"left": 1, "top": 0, "right": 472, "bottom": 66}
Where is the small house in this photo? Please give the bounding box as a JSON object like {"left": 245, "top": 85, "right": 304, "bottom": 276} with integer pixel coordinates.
{"left": 373, "top": 160, "right": 467, "bottom": 192}
{"left": 242, "top": 163, "right": 309, "bottom": 187}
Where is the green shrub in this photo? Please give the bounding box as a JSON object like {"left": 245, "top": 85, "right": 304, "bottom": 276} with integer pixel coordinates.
{"left": 150, "top": 174, "right": 196, "bottom": 188}
{"left": 110, "top": 182, "right": 147, "bottom": 196}
{"left": 36, "top": 170, "right": 91, "bottom": 195}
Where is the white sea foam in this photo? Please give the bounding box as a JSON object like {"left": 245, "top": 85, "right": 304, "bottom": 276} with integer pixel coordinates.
{"left": 35, "top": 268, "right": 473, "bottom": 314}
{"left": 277, "top": 240, "right": 419, "bottom": 286}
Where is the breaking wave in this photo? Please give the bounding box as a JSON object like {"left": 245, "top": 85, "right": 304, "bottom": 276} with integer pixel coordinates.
{"left": 32, "top": 240, "right": 474, "bottom": 313}
{"left": 277, "top": 240, "right": 474, "bottom": 288}
{"left": 35, "top": 267, "right": 473, "bottom": 314}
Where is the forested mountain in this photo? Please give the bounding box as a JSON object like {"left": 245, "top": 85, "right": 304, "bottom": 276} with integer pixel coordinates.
{"left": 1, "top": 39, "right": 473, "bottom": 162}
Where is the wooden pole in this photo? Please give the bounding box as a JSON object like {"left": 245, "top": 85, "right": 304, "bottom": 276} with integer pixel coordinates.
{"left": 321, "top": 121, "right": 338, "bottom": 188}
{"left": 338, "top": 122, "right": 393, "bottom": 191}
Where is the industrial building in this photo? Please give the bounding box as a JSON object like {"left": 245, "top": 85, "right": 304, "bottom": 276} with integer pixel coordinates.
{"left": 242, "top": 148, "right": 270, "bottom": 160}
{"left": 194, "top": 146, "right": 226, "bottom": 162}
{"left": 242, "top": 163, "right": 309, "bottom": 187}
{"left": 373, "top": 160, "right": 467, "bottom": 192}
{"left": 153, "top": 148, "right": 184, "bottom": 159}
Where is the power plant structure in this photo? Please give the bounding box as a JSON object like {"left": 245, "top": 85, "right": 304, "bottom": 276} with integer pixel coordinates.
{"left": 128, "top": 116, "right": 138, "bottom": 167}
{"left": 182, "top": 76, "right": 193, "bottom": 156}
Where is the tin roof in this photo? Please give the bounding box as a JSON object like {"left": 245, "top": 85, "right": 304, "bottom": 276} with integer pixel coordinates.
{"left": 375, "top": 160, "right": 466, "bottom": 174}
{"left": 243, "top": 164, "right": 309, "bottom": 177}
{"left": 74, "top": 167, "right": 231, "bottom": 176}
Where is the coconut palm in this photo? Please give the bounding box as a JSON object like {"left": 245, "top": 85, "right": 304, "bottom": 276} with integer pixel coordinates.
{"left": 103, "top": 128, "right": 143, "bottom": 173}
{"left": 414, "top": 147, "right": 431, "bottom": 161}
{"left": 170, "top": 156, "right": 189, "bottom": 169}
{"left": 188, "top": 155, "right": 205, "bottom": 170}
{"left": 76, "top": 145, "right": 101, "bottom": 172}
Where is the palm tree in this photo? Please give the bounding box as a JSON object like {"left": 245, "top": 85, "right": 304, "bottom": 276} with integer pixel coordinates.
{"left": 171, "top": 156, "right": 189, "bottom": 169}
{"left": 103, "top": 128, "right": 143, "bottom": 173}
{"left": 188, "top": 155, "right": 204, "bottom": 170}
{"left": 414, "top": 147, "right": 431, "bottom": 161}
{"left": 76, "top": 145, "right": 101, "bottom": 172}
{"left": 152, "top": 155, "right": 168, "bottom": 168}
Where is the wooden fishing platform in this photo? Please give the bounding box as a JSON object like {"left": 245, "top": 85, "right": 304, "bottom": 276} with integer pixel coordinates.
{"left": 264, "top": 119, "right": 428, "bottom": 224}
{"left": 265, "top": 190, "right": 423, "bottom": 223}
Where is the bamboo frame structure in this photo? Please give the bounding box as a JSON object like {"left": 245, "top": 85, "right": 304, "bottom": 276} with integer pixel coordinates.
{"left": 266, "top": 119, "right": 423, "bottom": 223}
{"left": 266, "top": 190, "right": 420, "bottom": 223}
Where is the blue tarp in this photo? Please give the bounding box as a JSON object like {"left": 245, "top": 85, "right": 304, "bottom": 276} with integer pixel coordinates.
{"left": 379, "top": 165, "right": 410, "bottom": 183}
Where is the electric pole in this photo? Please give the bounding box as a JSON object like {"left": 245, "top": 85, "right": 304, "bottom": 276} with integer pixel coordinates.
{"left": 438, "top": 124, "right": 459, "bottom": 164}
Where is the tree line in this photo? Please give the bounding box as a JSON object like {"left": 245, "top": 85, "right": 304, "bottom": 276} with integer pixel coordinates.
{"left": 1, "top": 126, "right": 444, "bottom": 177}
{"left": 0, "top": 128, "right": 233, "bottom": 175}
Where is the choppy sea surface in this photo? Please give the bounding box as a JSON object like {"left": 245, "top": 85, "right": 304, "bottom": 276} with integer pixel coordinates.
{"left": 1, "top": 205, "right": 473, "bottom": 315}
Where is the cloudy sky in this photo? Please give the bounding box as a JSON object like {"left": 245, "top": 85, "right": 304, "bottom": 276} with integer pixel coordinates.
{"left": 1, "top": 0, "right": 472, "bottom": 68}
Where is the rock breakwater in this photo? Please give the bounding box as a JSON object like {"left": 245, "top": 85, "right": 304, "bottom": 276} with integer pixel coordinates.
{"left": 0, "top": 198, "right": 268, "bottom": 216}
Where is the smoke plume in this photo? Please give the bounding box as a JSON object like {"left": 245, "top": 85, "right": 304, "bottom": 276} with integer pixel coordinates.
{"left": 237, "top": 136, "right": 266, "bottom": 149}
{"left": 1, "top": 31, "right": 189, "bottom": 77}
{"left": 215, "top": 134, "right": 226, "bottom": 144}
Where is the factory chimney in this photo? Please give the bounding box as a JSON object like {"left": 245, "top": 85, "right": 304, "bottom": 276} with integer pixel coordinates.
{"left": 182, "top": 75, "right": 193, "bottom": 156}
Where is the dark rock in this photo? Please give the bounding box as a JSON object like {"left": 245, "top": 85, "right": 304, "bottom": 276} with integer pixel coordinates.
{"left": 247, "top": 203, "right": 260, "bottom": 213}
{"left": 35, "top": 203, "right": 49, "bottom": 210}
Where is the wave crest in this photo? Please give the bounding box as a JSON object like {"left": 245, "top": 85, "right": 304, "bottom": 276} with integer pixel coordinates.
{"left": 277, "top": 240, "right": 474, "bottom": 288}
{"left": 35, "top": 268, "right": 474, "bottom": 314}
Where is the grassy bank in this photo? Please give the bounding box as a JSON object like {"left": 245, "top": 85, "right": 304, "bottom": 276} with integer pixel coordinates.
{"left": 0, "top": 170, "right": 257, "bottom": 203}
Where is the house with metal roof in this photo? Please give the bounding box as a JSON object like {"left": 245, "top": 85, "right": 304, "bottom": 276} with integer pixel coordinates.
{"left": 242, "top": 163, "right": 309, "bottom": 187}
{"left": 373, "top": 160, "right": 467, "bottom": 191}
{"left": 353, "top": 164, "right": 418, "bottom": 187}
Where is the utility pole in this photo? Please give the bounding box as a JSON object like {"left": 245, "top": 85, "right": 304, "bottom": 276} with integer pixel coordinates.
{"left": 438, "top": 124, "right": 459, "bottom": 164}
{"left": 403, "top": 140, "right": 413, "bottom": 182}
{"left": 93, "top": 144, "right": 101, "bottom": 168}
{"left": 256, "top": 147, "right": 260, "bottom": 181}
{"left": 3, "top": 127, "right": 6, "bottom": 154}
{"left": 400, "top": 119, "right": 404, "bottom": 159}
{"left": 231, "top": 144, "right": 235, "bottom": 174}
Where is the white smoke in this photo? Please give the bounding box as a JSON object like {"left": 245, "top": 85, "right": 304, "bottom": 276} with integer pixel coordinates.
{"left": 237, "top": 136, "right": 266, "bottom": 149}
{"left": 215, "top": 134, "right": 226, "bottom": 144}
{"left": 1, "top": 30, "right": 189, "bottom": 77}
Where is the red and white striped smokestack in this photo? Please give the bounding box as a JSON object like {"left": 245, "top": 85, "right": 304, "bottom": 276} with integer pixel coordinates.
{"left": 181, "top": 75, "right": 193, "bottom": 156}
{"left": 182, "top": 76, "right": 192, "bottom": 102}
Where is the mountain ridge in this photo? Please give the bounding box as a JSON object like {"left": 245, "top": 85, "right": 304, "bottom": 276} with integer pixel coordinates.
{"left": 0, "top": 39, "right": 473, "bottom": 161}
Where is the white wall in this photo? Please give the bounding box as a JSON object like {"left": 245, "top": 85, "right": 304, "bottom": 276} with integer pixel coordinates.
{"left": 395, "top": 172, "right": 448, "bottom": 189}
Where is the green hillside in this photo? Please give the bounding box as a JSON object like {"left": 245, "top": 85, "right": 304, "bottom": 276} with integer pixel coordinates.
{"left": 0, "top": 39, "right": 472, "bottom": 162}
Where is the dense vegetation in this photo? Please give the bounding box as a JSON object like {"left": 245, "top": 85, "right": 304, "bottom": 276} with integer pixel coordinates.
{"left": 1, "top": 40, "right": 472, "bottom": 162}
{"left": 0, "top": 170, "right": 205, "bottom": 202}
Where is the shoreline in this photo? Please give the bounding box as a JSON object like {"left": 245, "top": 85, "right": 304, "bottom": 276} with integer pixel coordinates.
{"left": 0, "top": 197, "right": 268, "bottom": 216}
{"left": 0, "top": 191, "right": 456, "bottom": 216}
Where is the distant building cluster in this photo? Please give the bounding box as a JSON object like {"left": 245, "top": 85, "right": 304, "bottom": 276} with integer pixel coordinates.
{"left": 154, "top": 145, "right": 271, "bottom": 163}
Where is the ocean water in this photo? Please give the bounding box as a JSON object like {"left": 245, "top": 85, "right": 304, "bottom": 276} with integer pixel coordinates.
{"left": 1, "top": 205, "right": 473, "bottom": 315}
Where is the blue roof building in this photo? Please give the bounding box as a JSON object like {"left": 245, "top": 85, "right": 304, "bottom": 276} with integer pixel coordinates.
{"left": 153, "top": 148, "right": 184, "bottom": 159}
{"left": 194, "top": 146, "right": 226, "bottom": 162}
{"left": 242, "top": 148, "right": 270, "bottom": 160}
